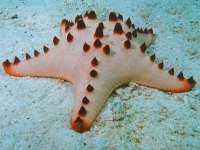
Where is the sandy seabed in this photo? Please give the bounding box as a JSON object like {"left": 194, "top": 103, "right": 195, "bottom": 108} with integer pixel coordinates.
{"left": 0, "top": 0, "right": 200, "bottom": 150}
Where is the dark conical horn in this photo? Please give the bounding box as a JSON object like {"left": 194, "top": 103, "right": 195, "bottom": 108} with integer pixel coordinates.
{"left": 2, "top": 59, "right": 11, "bottom": 67}
{"left": 113, "top": 22, "right": 123, "bottom": 34}
{"left": 14, "top": 56, "right": 20, "bottom": 64}
{"left": 25, "top": 53, "right": 31, "bottom": 60}
{"left": 109, "top": 12, "right": 117, "bottom": 21}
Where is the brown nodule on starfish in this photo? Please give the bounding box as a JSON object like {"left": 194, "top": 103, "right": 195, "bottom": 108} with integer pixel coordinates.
{"left": 150, "top": 54, "right": 156, "bottom": 62}
{"left": 94, "top": 26, "right": 103, "bottom": 38}
{"left": 177, "top": 72, "right": 184, "bottom": 80}
{"left": 86, "top": 84, "right": 94, "bottom": 92}
{"left": 158, "top": 62, "right": 164, "bottom": 69}
{"left": 91, "top": 57, "right": 98, "bottom": 66}
{"left": 61, "top": 19, "right": 73, "bottom": 26}
{"left": 168, "top": 68, "right": 174, "bottom": 75}
{"left": 148, "top": 28, "right": 153, "bottom": 34}
{"left": 83, "top": 42, "right": 90, "bottom": 52}
{"left": 93, "top": 39, "right": 102, "bottom": 48}
{"left": 65, "top": 24, "right": 70, "bottom": 32}
{"left": 88, "top": 10, "right": 97, "bottom": 19}
{"left": 3, "top": 59, "right": 11, "bottom": 67}
{"left": 61, "top": 19, "right": 71, "bottom": 32}
{"left": 75, "top": 15, "right": 82, "bottom": 23}
{"left": 98, "top": 22, "right": 104, "bottom": 29}
{"left": 144, "top": 28, "right": 148, "bottom": 34}
{"left": 43, "top": 46, "right": 49, "bottom": 53}
{"left": 187, "top": 76, "right": 195, "bottom": 84}
{"left": 140, "top": 43, "right": 147, "bottom": 53}
{"left": 113, "top": 22, "right": 123, "bottom": 34}
{"left": 25, "top": 53, "right": 31, "bottom": 60}
{"left": 90, "top": 69, "right": 98, "bottom": 77}
{"left": 118, "top": 14, "right": 123, "bottom": 20}
{"left": 82, "top": 96, "right": 89, "bottom": 105}
{"left": 132, "top": 24, "right": 135, "bottom": 29}
{"left": 13, "top": 56, "right": 20, "bottom": 64}
{"left": 61, "top": 19, "right": 67, "bottom": 25}
{"left": 132, "top": 30, "right": 137, "bottom": 37}
{"left": 34, "top": 50, "right": 40, "bottom": 57}
{"left": 103, "top": 45, "right": 110, "bottom": 55}
{"left": 75, "top": 117, "right": 83, "bottom": 125}
{"left": 125, "top": 32, "right": 132, "bottom": 40}
{"left": 126, "top": 18, "right": 132, "bottom": 28}
{"left": 124, "top": 40, "right": 131, "bottom": 49}
{"left": 67, "top": 32, "right": 73, "bottom": 42}
{"left": 53, "top": 36, "right": 59, "bottom": 45}
{"left": 77, "top": 19, "right": 86, "bottom": 30}
{"left": 69, "top": 21, "right": 74, "bottom": 26}
{"left": 109, "top": 12, "right": 117, "bottom": 21}
{"left": 79, "top": 106, "right": 87, "bottom": 116}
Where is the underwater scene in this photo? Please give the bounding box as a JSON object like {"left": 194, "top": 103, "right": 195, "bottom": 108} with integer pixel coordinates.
{"left": 0, "top": 0, "right": 200, "bottom": 149}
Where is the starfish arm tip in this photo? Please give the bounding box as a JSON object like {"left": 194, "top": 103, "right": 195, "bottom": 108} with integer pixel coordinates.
{"left": 70, "top": 117, "right": 91, "bottom": 133}
{"left": 2, "top": 60, "right": 24, "bottom": 77}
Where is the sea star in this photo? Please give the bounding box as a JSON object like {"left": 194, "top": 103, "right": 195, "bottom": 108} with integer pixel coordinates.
{"left": 2, "top": 11, "right": 196, "bottom": 133}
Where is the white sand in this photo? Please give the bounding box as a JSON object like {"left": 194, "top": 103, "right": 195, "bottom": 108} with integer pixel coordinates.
{"left": 0, "top": 0, "right": 200, "bottom": 149}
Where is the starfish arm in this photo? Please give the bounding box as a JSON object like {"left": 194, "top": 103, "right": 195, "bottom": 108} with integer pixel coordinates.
{"left": 129, "top": 47, "right": 196, "bottom": 93}
{"left": 99, "top": 41, "right": 196, "bottom": 94}
{"left": 2, "top": 38, "right": 78, "bottom": 83}
{"left": 134, "top": 67, "right": 196, "bottom": 93}
{"left": 70, "top": 73, "right": 125, "bottom": 133}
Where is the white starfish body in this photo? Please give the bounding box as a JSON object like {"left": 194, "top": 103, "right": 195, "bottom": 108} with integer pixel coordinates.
{"left": 2, "top": 11, "right": 196, "bottom": 132}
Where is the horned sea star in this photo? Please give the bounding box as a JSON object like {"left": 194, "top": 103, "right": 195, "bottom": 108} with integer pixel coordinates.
{"left": 2, "top": 11, "right": 196, "bottom": 133}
